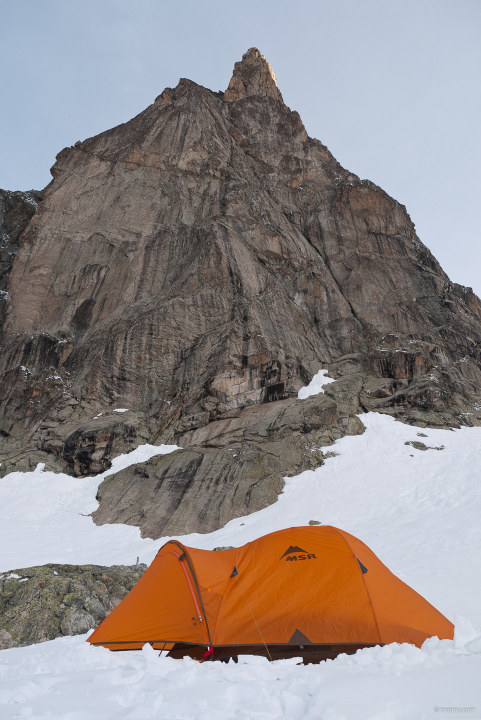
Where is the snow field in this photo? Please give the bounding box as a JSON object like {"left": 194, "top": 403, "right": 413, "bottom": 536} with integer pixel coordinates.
{"left": 0, "top": 633, "right": 480, "bottom": 719}
{"left": 0, "top": 443, "right": 178, "bottom": 572}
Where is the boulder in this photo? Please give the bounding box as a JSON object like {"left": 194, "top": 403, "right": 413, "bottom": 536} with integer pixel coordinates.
{"left": 0, "top": 563, "right": 145, "bottom": 649}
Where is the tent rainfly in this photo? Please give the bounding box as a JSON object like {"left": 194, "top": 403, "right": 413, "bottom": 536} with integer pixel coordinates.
{"left": 87, "top": 526, "right": 454, "bottom": 663}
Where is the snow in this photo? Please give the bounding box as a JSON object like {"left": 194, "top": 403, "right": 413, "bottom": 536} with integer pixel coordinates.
{"left": 466, "top": 636, "right": 481, "bottom": 654}
{"left": 298, "top": 369, "right": 336, "bottom": 398}
{"left": 0, "top": 633, "right": 480, "bottom": 719}
{"left": 453, "top": 616, "right": 479, "bottom": 649}
{"left": 113, "top": 408, "right": 129, "bottom": 413}
{"left": 1, "top": 412, "right": 481, "bottom": 717}
{"left": 0, "top": 443, "right": 178, "bottom": 571}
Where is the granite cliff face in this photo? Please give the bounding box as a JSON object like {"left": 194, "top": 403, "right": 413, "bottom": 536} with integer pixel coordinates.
{"left": 1, "top": 49, "right": 481, "bottom": 537}
{"left": 0, "top": 189, "right": 43, "bottom": 347}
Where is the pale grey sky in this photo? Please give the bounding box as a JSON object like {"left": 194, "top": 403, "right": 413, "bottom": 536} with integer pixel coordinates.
{"left": 1, "top": 0, "right": 480, "bottom": 295}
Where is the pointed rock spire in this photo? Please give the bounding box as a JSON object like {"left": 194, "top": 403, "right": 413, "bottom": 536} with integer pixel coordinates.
{"left": 224, "top": 48, "right": 283, "bottom": 103}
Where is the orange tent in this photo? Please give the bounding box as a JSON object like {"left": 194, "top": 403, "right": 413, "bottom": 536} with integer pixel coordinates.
{"left": 87, "top": 526, "right": 453, "bottom": 662}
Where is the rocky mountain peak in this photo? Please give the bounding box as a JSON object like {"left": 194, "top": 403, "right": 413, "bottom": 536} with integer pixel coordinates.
{"left": 224, "top": 47, "right": 283, "bottom": 103}
{"left": 1, "top": 49, "right": 481, "bottom": 539}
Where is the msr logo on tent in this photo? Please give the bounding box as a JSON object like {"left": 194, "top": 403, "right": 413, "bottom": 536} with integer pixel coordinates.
{"left": 280, "top": 545, "right": 317, "bottom": 562}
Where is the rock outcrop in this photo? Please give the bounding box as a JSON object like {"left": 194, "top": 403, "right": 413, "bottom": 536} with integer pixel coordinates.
{"left": 0, "top": 563, "right": 146, "bottom": 649}
{"left": 1, "top": 48, "right": 481, "bottom": 536}
{"left": 0, "top": 189, "right": 42, "bottom": 346}
{"left": 92, "top": 391, "right": 364, "bottom": 538}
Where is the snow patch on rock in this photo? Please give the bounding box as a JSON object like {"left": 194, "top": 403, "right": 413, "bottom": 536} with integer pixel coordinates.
{"left": 298, "top": 369, "right": 335, "bottom": 399}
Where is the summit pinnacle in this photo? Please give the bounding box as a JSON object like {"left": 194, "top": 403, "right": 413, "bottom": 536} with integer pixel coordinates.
{"left": 224, "top": 47, "right": 283, "bottom": 103}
